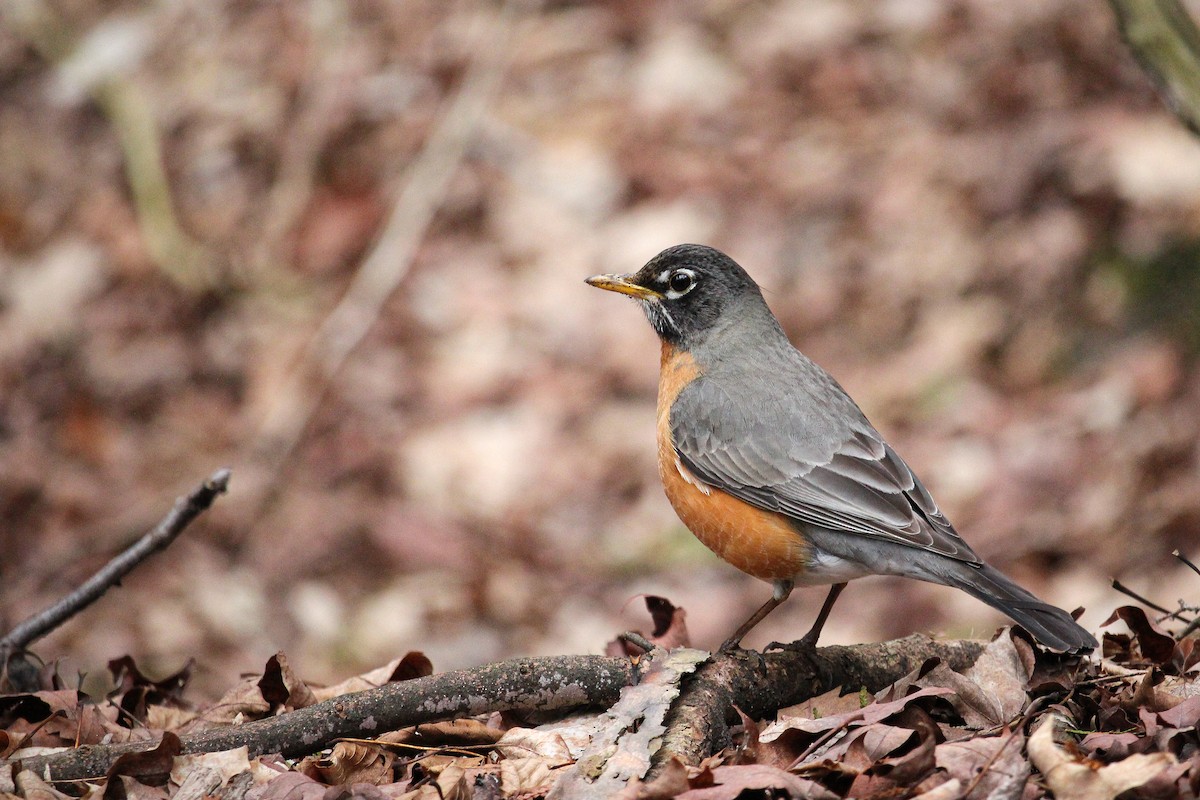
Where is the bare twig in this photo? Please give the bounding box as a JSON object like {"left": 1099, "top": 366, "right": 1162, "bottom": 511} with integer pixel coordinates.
{"left": 617, "top": 631, "right": 657, "bottom": 654}
{"left": 1177, "top": 616, "right": 1200, "bottom": 639}
{"left": 1110, "top": 0, "right": 1200, "bottom": 135}
{"left": 0, "top": 469, "right": 232, "bottom": 658}
{"left": 1173, "top": 549, "right": 1200, "bottom": 578}
{"left": 1110, "top": 578, "right": 1184, "bottom": 620}
{"left": 252, "top": 0, "right": 527, "bottom": 466}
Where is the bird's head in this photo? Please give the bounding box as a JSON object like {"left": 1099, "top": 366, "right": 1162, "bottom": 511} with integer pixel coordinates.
{"left": 586, "top": 244, "right": 764, "bottom": 347}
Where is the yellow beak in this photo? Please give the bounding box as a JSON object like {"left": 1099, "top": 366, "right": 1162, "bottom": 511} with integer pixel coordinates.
{"left": 585, "top": 273, "right": 662, "bottom": 299}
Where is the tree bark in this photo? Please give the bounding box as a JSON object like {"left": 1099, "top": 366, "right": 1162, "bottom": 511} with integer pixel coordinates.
{"left": 653, "top": 635, "right": 985, "bottom": 775}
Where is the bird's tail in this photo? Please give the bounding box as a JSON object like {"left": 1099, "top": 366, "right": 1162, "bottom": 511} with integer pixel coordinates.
{"left": 943, "top": 563, "right": 1097, "bottom": 654}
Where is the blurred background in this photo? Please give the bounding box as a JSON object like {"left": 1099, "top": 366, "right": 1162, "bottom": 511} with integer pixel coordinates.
{"left": 2, "top": 0, "right": 1199, "bottom": 698}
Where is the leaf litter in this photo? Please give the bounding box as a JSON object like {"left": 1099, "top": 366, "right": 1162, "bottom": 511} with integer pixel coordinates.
{"left": 5, "top": 600, "right": 1200, "bottom": 798}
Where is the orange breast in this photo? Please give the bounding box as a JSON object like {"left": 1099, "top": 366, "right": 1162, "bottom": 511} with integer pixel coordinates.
{"left": 656, "top": 343, "right": 809, "bottom": 582}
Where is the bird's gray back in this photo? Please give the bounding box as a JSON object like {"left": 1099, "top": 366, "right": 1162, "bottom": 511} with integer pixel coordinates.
{"left": 673, "top": 318, "right": 982, "bottom": 564}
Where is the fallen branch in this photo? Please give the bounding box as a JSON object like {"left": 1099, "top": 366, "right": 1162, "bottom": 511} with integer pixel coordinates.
{"left": 13, "top": 634, "right": 986, "bottom": 783}
{"left": 14, "top": 654, "right": 632, "bottom": 782}
{"left": 652, "top": 635, "right": 986, "bottom": 774}
{"left": 0, "top": 468, "right": 232, "bottom": 661}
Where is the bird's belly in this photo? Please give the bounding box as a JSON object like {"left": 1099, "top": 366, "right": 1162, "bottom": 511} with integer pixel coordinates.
{"left": 658, "top": 451, "right": 810, "bottom": 582}
{"left": 655, "top": 342, "right": 809, "bottom": 582}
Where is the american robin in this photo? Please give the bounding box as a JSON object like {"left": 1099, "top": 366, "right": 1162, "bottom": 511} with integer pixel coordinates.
{"left": 586, "top": 244, "right": 1097, "bottom": 653}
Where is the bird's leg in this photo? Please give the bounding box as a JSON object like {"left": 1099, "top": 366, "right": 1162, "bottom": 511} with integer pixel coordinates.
{"left": 798, "top": 582, "right": 847, "bottom": 648}
{"left": 719, "top": 579, "right": 794, "bottom": 652}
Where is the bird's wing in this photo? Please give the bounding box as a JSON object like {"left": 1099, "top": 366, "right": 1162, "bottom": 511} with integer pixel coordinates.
{"left": 670, "top": 371, "right": 981, "bottom": 564}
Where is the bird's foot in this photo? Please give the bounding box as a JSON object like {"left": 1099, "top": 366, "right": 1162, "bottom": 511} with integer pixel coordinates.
{"left": 717, "top": 636, "right": 746, "bottom": 654}
{"left": 716, "top": 640, "right": 767, "bottom": 671}
{"left": 797, "top": 630, "right": 822, "bottom": 649}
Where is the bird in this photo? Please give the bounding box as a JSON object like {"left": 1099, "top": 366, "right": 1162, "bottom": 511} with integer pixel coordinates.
{"left": 586, "top": 243, "right": 1097, "bottom": 654}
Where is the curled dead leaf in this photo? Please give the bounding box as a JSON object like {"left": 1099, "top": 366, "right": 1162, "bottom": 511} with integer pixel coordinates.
{"left": 310, "top": 652, "right": 433, "bottom": 702}
{"left": 315, "top": 742, "right": 394, "bottom": 786}
{"left": 103, "top": 732, "right": 182, "bottom": 800}
{"left": 1102, "top": 607, "right": 1177, "bottom": 666}
{"left": 258, "top": 653, "right": 317, "bottom": 712}
{"left": 607, "top": 596, "right": 691, "bottom": 657}
{"left": 1028, "top": 713, "right": 1177, "bottom": 800}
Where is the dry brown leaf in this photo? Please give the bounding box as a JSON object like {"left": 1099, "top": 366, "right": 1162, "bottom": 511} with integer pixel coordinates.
{"left": 258, "top": 653, "right": 317, "bottom": 712}
{"left": 315, "top": 742, "right": 394, "bottom": 786}
{"left": 106, "top": 776, "right": 169, "bottom": 800}
{"left": 103, "top": 731, "right": 182, "bottom": 800}
{"left": 494, "top": 727, "right": 574, "bottom": 764}
{"left": 841, "top": 723, "right": 917, "bottom": 768}
{"left": 169, "top": 747, "right": 251, "bottom": 800}
{"left": 606, "top": 596, "right": 691, "bottom": 657}
{"left": 311, "top": 653, "right": 432, "bottom": 702}
{"left": 1102, "top": 607, "right": 1177, "bottom": 665}
{"left": 1079, "top": 731, "right": 1144, "bottom": 760}
{"left": 428, "top": 762, "right": 471, "bottom": 800}
{"left": 15, "top": 770, "right": 72, "bottom": 800}
{"left": 935, "top": 731, "right": 1027, "bottom": 800}
{"left": 1155, "top": 693, "right": 1200, "bottom": 728}
{"left": 499, "top": 758, "right": 558, "bottom": 797}
{"left": 642, "top": 596, "right": 690, "bottom": 650}
{"left": 144, "top": 704, "right": 197, "bottom": 732}
{"left": 390, "top": 653, "right": 434, "bottom": 683}
{"left": 895, "top": 633, "right": 1030, "bottom": 731}
{"left": 106, "top": 657, "right": 194, "bottom": 729}
{"left": 675, "top": 764, "right": 837, "bottom": 799}
{"left": 869, "top": 714, "right": 939, "bottom": 786}
{"left": 203, "top": 679, "right": 271, "bottom": 725}
{"left": 382, "top": 719, "right": 503, "bottom": 748}
{"left": 911, "top": 777, "right": 962, "bottom": 800}
{"left": 253, "top": 771, "right": 328, "bottom": 800}
{"left": 761, "top": 685, "right": 954, "bottom": 741}
{"left": 776, "top": 685, "right": 867, "bottom": 722}
{"left": 960, "top": 631, "right": 1031, "bottom": 724}
{"left": 1028, "top": 714, "right": 1178, "bottom": 800}
{"left": 615, "top": 757, "right": 689, "bottom": 800}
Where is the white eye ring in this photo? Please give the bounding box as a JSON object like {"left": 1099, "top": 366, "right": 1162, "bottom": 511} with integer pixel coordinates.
{"left": 666, "top": 269, "right": 697, "bottom": 298}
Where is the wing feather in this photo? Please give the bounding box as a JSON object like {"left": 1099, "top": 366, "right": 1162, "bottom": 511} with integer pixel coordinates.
{"left": 671, "top": 366, "right": 980, "bottom": 564}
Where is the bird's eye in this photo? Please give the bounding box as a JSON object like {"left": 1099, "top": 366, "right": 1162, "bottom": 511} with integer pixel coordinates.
{"left": 668, "top": 270, "right": 695, "bottom": 294}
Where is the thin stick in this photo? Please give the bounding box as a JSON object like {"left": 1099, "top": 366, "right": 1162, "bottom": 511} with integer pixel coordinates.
{"left": 1177, "top": 616, "right": 1200, "bottom": 640}
{"left": 1174, "top": 549, "right": 1200, "bottom": 578}
{"left": 617, "top": 632, "right": 657, "bottom": 654}
{"left": 1110, "top": 578, "right": 1179, "bottom": 618}
{"left": 0, "top": 468, "right": 231, "bottom": 656}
